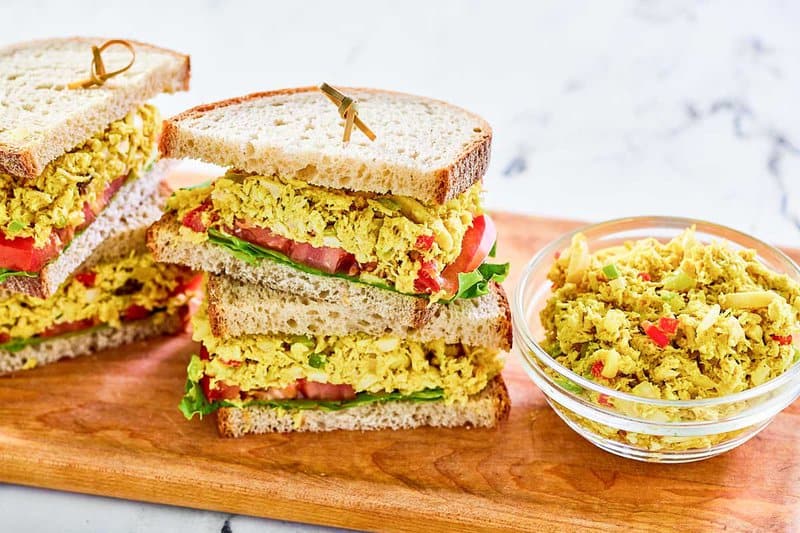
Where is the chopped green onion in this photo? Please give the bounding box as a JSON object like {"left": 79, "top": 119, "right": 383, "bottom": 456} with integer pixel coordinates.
{"left": 308, "top": 353, "right": 327, "bottom": 369}
{"left": 663, "top": 270, "right": 696, "bottom": 291}
{"left": 7, "top": 220, "right": 25, "bottom": 233}
{"left": 555, "top": 377, "right": 584, "bottom": 394}
{"left": 290, "top": 335, "right": 316, "bottom": 349}
{"left": 602, "top": 263, "right": 620, "bottom": 280}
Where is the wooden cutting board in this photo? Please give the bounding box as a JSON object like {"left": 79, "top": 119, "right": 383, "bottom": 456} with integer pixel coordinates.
{"left": 1, "top": 205, "right": 798, "bottom": 532}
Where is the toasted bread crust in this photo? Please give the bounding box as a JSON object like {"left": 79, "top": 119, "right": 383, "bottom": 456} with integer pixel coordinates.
{"left": 215, "top": 375, "right": 510, "bottom": 437}
{"left": 0, "top": 37, "right": 190, "bottom": 179}
{"left": 158, "top": 87, "right": 492, "bottom": 204}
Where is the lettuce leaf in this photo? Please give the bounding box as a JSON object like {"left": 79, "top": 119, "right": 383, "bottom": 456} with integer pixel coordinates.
{"left": 0, "top": 323, "right": 109, "bottom": 353}
{"left": 207, "top": 229, "right": 509, "bottom": 301}
{"left": 178, "top": 356, "right": 445, "bottom": 419}
{"left": 0, "top": 268, "right": 37, "bottom": 285}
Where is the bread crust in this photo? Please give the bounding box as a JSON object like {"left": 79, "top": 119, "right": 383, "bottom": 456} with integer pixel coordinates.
{"left": 215, "top": 374, "right": 510, "bottom": 437}
{"left": 0, "top": 37, "right": 190, "bottom": 180}
{"left": 159, "top": 87, "right": 492, "bottom": 204}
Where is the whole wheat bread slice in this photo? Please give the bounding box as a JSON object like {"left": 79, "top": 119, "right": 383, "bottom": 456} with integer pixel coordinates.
{"left": 0, "top": 37, "right": 190, "bottom": 179}
{"left": 159, "top": 87, "right": 491, "bottom": 204}
{"left": 0, "top": 311, "right": 185, "bottom": 375}
{"left": 1, "top": 160, "right": 172, "bottom": 298}
{"left": 147, "top": 212, "right": 509, "bottom": 337}
{"left": 206, "top": 274, "right": 512, "bottom": 350}
{"left": 216, "top": 375, "right": 510, "bottom": 437}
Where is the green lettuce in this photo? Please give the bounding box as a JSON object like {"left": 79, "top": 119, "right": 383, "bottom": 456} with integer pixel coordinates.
{"left": 0, "top": 323, "right": 109, "bottom": 353}
{"left": 179, "top": 356, "right": 445, "bottom": 419}
{"left": 207, "top": 229, "right": 509, "bottom": 301}
{"left": 0, "top": 268, "right": 37, "bottom": 284}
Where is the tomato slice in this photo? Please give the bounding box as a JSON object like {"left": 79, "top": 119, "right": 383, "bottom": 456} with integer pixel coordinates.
{"left": 40, "top": 318, "right": 96, "bottom": 338}
{"left": 201, "top": 376, "right": 241, "bottom": 402}
{"left": 438, "top": 214, "right": 497, "bottom": 293}
{"left": 77, "top": 175, "right": 126, "bottom": 232}
{"left": 250, "top": 383, "right": 300, "bottom": 400}
{"left": 233, "top": 220, "right": 292, "bottom": 254}
{"left": 122, "top": 304, "right": 151, "bottom": 321}
{"left": 0, "top": 332, "right": 9, "bottom": 344}
{"left": 170, "top": 272, "right": 204, "bottom": 297}
{"left": 289, "top": 242, "right": 354, "bottom": 274}
{"left": 0, "top": 232, "right": 61, "bottom": 272}
{"left": 298, "top": 379, "right": 356, "bottom": 400}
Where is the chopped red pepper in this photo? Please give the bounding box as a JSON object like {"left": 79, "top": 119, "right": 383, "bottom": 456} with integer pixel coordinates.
{"left": 638, "top": 272, "right": 651, "bottom": 281}
{"left": 645, "top": 325, "right": 670, "bottom": 348}
{"left": 598, "top": 393, "right": 613, "bottom": 407}
{"left": 658, "top": 317, "right": 680, "bottom": 334}
{"left": 591, "top": 360, "right": 604, "bottom": 378}
{"left": 771, "top": 334, "right": 793, "bottom": 346}
{"left": 415, "top": 234, "right": 435, "bottom": 251}
{"left": 181, "top": 200, "right": 213, "bottom": 233}
{"left": 74, "top": 271, "right": 97, "bottom": 288}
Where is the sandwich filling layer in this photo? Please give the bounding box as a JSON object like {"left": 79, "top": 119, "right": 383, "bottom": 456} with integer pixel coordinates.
{"left": 180, "top": 306, "right": 503, "bottom": 418}
{"left": 166, "top": 172, "right": 508, "bottom": 301}
{"left": 0, "top": 105, "right": 160, "bottom": 275}
{"left": 0, "top": 252, "right": 200, "bottom": 353}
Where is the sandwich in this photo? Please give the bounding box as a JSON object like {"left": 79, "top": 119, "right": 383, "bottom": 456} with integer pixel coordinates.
{"left": 0, "top": 37, "right": 190, "bottom": 298}
{"left": 149, "top": 87, "right": 511, "bottom": 436}
{"left": 0, "top": 226, "right": 201, "bottom": 374}
{"left": 0, "top": 37, "right": 197, "bottom": 373}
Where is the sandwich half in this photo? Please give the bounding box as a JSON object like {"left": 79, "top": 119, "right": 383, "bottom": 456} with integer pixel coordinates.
{"left": 180, "top": 299, "right": 510, "bottom": 437}
{"left": 0, "top": 37, "right": 190, "bottom": 297}
{"left": 0, "top": 225, "right": 201, "bottom": 374}
{"left": 147, "top": 88, "right": 509, "bottom": 331}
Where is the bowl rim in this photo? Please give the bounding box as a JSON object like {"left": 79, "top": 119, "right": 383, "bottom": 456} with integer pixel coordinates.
{"left": 513, "top": 215, "right": 800, "bottom": 409}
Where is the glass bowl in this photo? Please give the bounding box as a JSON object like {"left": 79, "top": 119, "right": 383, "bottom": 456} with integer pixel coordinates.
{"left": 512, "top": 216, "right": 800, "bottom": 463}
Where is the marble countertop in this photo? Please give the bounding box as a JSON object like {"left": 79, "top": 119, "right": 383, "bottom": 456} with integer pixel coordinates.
{"left": 2, "top": 0, "right": 799, "bottom": 531}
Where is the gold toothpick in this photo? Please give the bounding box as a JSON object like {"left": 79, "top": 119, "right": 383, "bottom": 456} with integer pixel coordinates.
{"left": 319, "top": 82, "right": 376, "bottom": 143}
{"left": 68, "top": 39, "right": 136, "bottom": 89}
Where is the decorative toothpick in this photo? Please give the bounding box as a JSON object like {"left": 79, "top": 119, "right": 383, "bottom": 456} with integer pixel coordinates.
{"left": 319, "top": 82, "right": 376, "bottom": 143}
{"left": 68, "top": 39, "right": 136, "bottom": 89}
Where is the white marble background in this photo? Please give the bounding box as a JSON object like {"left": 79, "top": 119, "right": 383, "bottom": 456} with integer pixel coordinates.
{"left": 1, "top": 0, "right": 799, "bottom": 531}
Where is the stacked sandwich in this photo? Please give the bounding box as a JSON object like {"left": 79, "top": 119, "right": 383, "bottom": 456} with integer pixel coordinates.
{"left": 148, "top": 88, "right": 512, "bottom": 436}
{"left": 0, "top": 38, "right": 198, "bottom": 373}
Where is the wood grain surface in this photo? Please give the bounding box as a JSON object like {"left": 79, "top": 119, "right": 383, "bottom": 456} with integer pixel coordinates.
{"left": 0, "top": 204, "right": 798, "bottom": 532}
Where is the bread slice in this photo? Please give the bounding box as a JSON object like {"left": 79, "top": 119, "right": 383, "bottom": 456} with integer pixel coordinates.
{"left": 0, "top": 37, "right": 190, "bottom": 179}
{"left": 0, "top": 311, "right": 185, "bottom": 375}
{"left": 216, "top": 375, "right": 510, "bottom": 437}
{"left": 206, "top": 274, "right": 512, "bottom": 350}
{"left": 148, "top": 212, "right": 509, "bottom": 340}
{"left": 0, "top": 160, "right": 172, "bottom": 298}
{"left": 159, "top": 87, "right": 491, "bottom": 204}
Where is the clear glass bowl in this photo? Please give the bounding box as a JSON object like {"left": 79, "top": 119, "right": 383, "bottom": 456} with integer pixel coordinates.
{"left": 512, "top": 216, "right": 800, "bottom": 463}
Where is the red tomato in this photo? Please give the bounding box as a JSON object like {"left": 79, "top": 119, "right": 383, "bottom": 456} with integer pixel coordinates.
{"left": 440, "top": 214, "right": 497, "bottom": 291}
{"left": 591, "top": 360, "right": 604, "bottom": 378}
{"left": 170, "top": 272, "right": 204, "bottom": 296}
{"left": 0, "top": 332, "right": 11, "bottom": 344}
{"left": 645, "top": 325, "right": 670, "bottom": 348}
{"left": 414, "top": 260, "right": 444, "bottom": 293}
{"left": 40, "top": 318, "right": 96, "bottom": 338}
{"left": 75, "top": 271, "right": 97, "bottom": 287}
{"left": 201, "top": 376, "right": 241, "bottom": 402}
{"left": 658, "top": 317, "right": 680, "bottom": 334}
{"left": 77, "top": 176, "right": 126, "bottom": 232}
{"left": 771, "top": 334, "right": 793, "bottom": 346}
{"left": 122, "top": 304, "right": 151, "bottom": 321}
{"left": 181, "top": 200, "right": 213, "bottom": 233}
{"left": 233, "top": 221, "right": 292, "bottom": 254}
{"left": 289, "top": 242, "right": 354, "bottom": 274}
{"left": 250, "top": 383, "right": 300, "bottom": 400}
{"left": 298, "top": 379, "right": 356, "bottom": 400}
{"left": 0, "top": 232, "right": 61, "bottom": 272}
{"left": 415, "top": 234, "right": 435, "bottom": 251}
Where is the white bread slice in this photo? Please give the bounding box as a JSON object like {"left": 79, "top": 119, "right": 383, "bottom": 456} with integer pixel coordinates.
{"left": 0, "top": 37, "right": 190, "bottom": 179}
{"left": 0, "top": 160, "right": 172, "bottom": 298}
{"left": 206, "top": 274, "right": 512, "bottom": 350}
{"left": 216, "top": 375, "right": 510, "bottom": 437}
{"left": 159, "top": 87, "right": 491, "bottom": 204}
{"left": 0, "top": 311, "right": 186, "bottom": 375}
